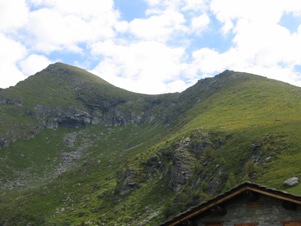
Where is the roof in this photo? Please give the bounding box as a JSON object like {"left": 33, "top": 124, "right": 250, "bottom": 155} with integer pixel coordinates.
{"left": 160, "top": 181, "right": 301, "bottom": 226}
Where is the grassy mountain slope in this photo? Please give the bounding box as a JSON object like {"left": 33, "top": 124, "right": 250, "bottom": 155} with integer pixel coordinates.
{"left": 0, "top": 64, "right": 301, "bottom": 225}
{"left": 2, "top": 63, "right": 132, "bottom": 107}
{"left": 178, "top": 71, "right": 301, "bottom": 185}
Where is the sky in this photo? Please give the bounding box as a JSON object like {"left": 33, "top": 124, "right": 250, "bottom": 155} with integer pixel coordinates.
{"left": 1, "top": 0, "right": 301, "bottom": 94}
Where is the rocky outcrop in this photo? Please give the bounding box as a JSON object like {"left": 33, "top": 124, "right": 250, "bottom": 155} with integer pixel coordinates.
{"left": 0, "top": 138, "right": 7, "bottom": 148}
{"left": 0, "top": 97, "right": 21, "bottom": 106}
{"left": 33, "top": 105, "right": 97, "bottom": 129}
{"left": 31, "top": 98, "right": 163, "bottom": 129}
{"left": 102, "top": 108, "right": 144, "bottom": 126}
{"left": 283, "top": 177, "right": 299, "bottom": 187}
{"left": 57, "top": 132, "right": 92, "bottom": 174}
{"left": 168, "top": 138, "right": 197, "bottom": 192}
{"left": 116, "top": 166, "right": 145, "bottom": 195}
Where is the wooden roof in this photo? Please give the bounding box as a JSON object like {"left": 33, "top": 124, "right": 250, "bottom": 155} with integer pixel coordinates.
{"left": 160, "top": 181, "right": 301, "bottom": 226}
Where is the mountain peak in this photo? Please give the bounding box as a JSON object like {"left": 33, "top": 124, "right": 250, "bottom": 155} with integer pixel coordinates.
{"left": 218, "top": 69, "right": 235, "bottom": 75}
{"left": 44, "top": 62, "right": 84, "bottom": 74}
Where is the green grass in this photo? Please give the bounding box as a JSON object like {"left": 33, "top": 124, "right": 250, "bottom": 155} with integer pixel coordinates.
{"left": 0, "top": 122, "right": 168, "bottom": 225}
{"left": 0, "top": 67, "right": 301, "bottom": 225}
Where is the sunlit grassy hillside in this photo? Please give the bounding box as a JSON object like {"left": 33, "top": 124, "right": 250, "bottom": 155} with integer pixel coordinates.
{"left": 0, "top": 65, "right": 300, "bottom": 225}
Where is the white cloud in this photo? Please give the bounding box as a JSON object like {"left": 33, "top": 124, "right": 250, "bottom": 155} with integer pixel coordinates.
{"left": 166, "top": 79, "right": 188, "bottom": 92}
{"left": 0, "top": 65, "right": 26, "bottom": 88}
{"left": 0, "top": 33, "right": 27, "bottom": 88}
{"left": 211, "top": 0, "right": 284, "bottom": 35}
{"left": 191, "top": 14, "right": 210, "bottom": 35}
{"left": 91, "top": 40, "right": 187, "bottom": 94}
{"left": 0, "top": 34, "right": 26, "bottom": 63}
{"left": 145, "top": 0, "right": 162, "bottom": 6}
{"left": 145, "top": 0, "right": 208, "bottom": 13}
{"left": 0, "top": 0, "right": 301, "bottom": 93}
{"left": 182, "top": 0, "right": 209, "bottom": 12}
{"left": 151, "top": 0, "right": 208, "bottom": 12}
{"left": 25, "top": 0, "right": 118, "bottom": 52}
{"left": 27, "top": 8, "right": 86, "bottom": 52}
{"left": 29, "top": 0, "right": 116, "bottom": 18}
{"left": 127, "top": 9, "right": 187, "bottom": 42}
{"left": 183, "top": 0, "right": 301, "bottom": 87}
{"left": 190, "top": 48, "right": 228, "bottom": 75}
{"left": 0, "top": 0, "right": 29, "bottom": 32}
{"left": 20, "top": 54, "right": 52, "bottom": 76}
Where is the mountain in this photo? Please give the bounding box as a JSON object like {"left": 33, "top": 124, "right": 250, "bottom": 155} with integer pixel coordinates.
{"left": 0, "top": 63, "right": 301, "bottom": 225}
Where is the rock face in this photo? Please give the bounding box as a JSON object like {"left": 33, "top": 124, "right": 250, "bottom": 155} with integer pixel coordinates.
{"left": 0, "top": 138, "right": 7, "bottom": 148}
{"left": 117, "top": 167, "right": 144, "bottom": 195}
{"left": 32, "top": 104, "right": 158, "bottom": 129}
{"left": 118, "top": 131, "right": 232, "bottom": 196}
{"left": 283, "top": 177, "right": 299, "bottom": 187}
{"left": 0, "top": 97, "right": 21, "bottom": 105}
{"left": 168, "top": 138, "right": 197, "bottom": 192}
{"left": 33, "top": 105, "right": 93, "bottom": 128}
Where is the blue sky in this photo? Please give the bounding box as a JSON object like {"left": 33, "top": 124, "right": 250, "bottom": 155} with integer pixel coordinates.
{"left": 1, "top": 0, "right": 301, "bottom": 94}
